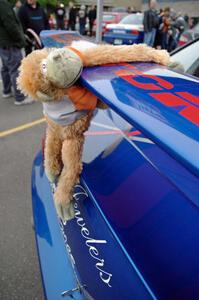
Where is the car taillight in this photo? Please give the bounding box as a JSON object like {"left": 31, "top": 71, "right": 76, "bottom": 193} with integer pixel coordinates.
{"left": 131, "top": 30, "right": 139, "bottom": 35}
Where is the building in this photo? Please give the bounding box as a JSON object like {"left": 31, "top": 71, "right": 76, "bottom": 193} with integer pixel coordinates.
{"left": 142, "top": 0, "right": 199, "bottom": 18}
{"left": 75, "top": 0, "right": 142, "bottom": 11}
{"left": 75, "top": 0, "right": 199, "bottom": 17}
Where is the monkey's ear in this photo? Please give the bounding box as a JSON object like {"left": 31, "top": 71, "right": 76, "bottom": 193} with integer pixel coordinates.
{"left": 36, "top": 90, "right": 54, "bottom": 102}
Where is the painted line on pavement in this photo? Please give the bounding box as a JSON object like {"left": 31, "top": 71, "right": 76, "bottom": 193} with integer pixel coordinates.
{"left": 0, "top": 118, "right": 45, "bottom": 138}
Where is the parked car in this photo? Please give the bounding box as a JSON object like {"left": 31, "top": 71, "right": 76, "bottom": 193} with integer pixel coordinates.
{"left": 34, "top": 31, "right": 199, "bottom": 300}
{"left": 92, "top": 12, "right": 128, "bottom": 35}
{"left": 103, "top": 13, "right": 144, "bottom": 45}
{"left": 178, "top": 23, "right": 199, "bottom": 46}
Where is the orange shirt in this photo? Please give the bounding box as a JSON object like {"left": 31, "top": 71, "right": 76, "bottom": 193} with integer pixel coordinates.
{"left": 63, "top": 47, "right": 97, "bottom": 111}
{"left": 67, "top": 84, "right": 97, "bottom": 111}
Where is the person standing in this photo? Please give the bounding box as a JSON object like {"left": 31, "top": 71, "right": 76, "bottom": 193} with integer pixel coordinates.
{"left": 143, "top": 0, "right": 159, "bottom": 47}
{"left": 18, "top": 0, "right": 49, "bottom": 55}
{"left": 175, "top": 13, "right": 187, "bottom": 41}
{"left": 160, "top": 7, "right": 171, "bottom": 49}
{"left": 167, "top": 10, "right": 180, "bottom": 52}
{"left": 78, "top": 5, "right": 87, "bottom": 35}
{"left": 68, "top": 2, "right": 77, "bottom": 30}
{"left": 55, "top": 3, "right": 65, "bottom": 30}
{"left": 0, "top": 0, "right": 33, "bottom": 105}
{"left": 13, "top": 0, "right": 22, "bottom": 15}
{"left": 88, "top": 5, "right": 96, "bottom": 37}
{"left": 188, "top": 17, "right": 194, "bottom": 29}
{"left": 154, "top": 8, "right": 164, "bottom": 49}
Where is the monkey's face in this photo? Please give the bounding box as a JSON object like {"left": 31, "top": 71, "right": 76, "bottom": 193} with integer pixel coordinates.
{"left": 41, "top": 48, "right": 83, "bottom": 89}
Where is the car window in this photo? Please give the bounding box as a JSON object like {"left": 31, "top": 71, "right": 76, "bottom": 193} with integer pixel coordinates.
{"left": 171, "top": 40, "right": 199, "bottom": 77}
{"left": 103, "top": 15, "right": 115, "bottom": 22}
{"left": 120, "top": 14, "right": 143, "bottom": 25}
{"left": 112, "top": 7, "right": 126, "bottom": 12}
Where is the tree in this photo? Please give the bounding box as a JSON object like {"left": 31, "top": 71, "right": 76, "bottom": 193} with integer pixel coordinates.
{"left": 38, "top": 0, "right": 72, "bottom": 8}
{"left": 9, "top": 0, "right": 72, "bottom": 9}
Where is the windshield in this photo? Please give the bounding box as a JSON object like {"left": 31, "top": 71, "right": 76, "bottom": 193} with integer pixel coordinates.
{"left": 120, "top": 14, "right": 143, "bottom": 25}
{"left": 171, "top": 40, "right": 199, "bottom": 78}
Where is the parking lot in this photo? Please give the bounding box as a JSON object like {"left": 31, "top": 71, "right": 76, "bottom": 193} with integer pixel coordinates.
{"left": 0, "top": 81, "right": 45, "bottom": 300}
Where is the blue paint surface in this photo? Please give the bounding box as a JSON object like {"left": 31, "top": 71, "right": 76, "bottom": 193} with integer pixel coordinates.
{"left": 80, "top": 63, "right": 199, "bottom": 178}
{"left": 32, "top": 107, "right": 199, "bottom": 299}
{"left": 32, "top": 154, "right": 86, "bottom": 300}
{"left": 32, "top": 31, "right": 199, "bottom": 299}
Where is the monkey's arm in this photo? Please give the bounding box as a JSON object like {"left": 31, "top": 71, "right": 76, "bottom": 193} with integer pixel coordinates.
{"left": 82, "top": 44, "right": 170, "bottom": 67}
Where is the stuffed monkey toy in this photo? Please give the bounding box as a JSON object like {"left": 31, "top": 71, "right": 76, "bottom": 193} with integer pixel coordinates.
{"left": 17, "top": 41, "right": 170, "bottom": 220}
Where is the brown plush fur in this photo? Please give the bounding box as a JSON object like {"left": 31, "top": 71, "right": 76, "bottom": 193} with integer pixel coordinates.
{"left": 83, "top": 44, "right": 170, "bottom": 66}
{"left": 17, "top": 44, "right": 170, "bottom": 219}
{"left": 45, "top": 112, "right": 92, "bottom": 204}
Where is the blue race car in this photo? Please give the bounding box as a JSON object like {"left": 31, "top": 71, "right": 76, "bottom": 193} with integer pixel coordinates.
{"left": 32, "top": 32, "right": 199, "bottom": 300}
{"left": 103, "top": 13, "right": 144, "bottom": 45}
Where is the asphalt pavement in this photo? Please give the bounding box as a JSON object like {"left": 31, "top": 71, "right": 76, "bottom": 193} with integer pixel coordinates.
{"left": 0, "top": 81, "right": 45, "bottom": 300}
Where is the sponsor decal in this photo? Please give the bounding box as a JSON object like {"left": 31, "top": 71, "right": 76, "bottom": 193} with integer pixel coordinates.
{"left": 115, "top": 63, "right": 199, "bottom": 126}
{"left": 59, "top": 184, "right": 113, "bottom": 288}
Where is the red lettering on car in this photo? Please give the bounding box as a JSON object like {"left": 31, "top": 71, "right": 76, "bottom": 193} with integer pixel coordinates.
{"left": 115, "top": 64, "right": 199, "bottom": 126}
{"left": 116, "top": 70, "right": 173, "bottom": 90}
{"left": 150, "top": 92, "right": 199, "bottom": 126}
{"left": 176, "top": 92, "right": 199, "bottom": 106}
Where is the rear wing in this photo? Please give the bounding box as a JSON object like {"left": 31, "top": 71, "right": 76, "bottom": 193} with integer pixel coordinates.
{"left": 80, "top": 64, "right": 199, "bottom": 178}
{"left": 40, "top": 31, "right": 199, "bottom": 178}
